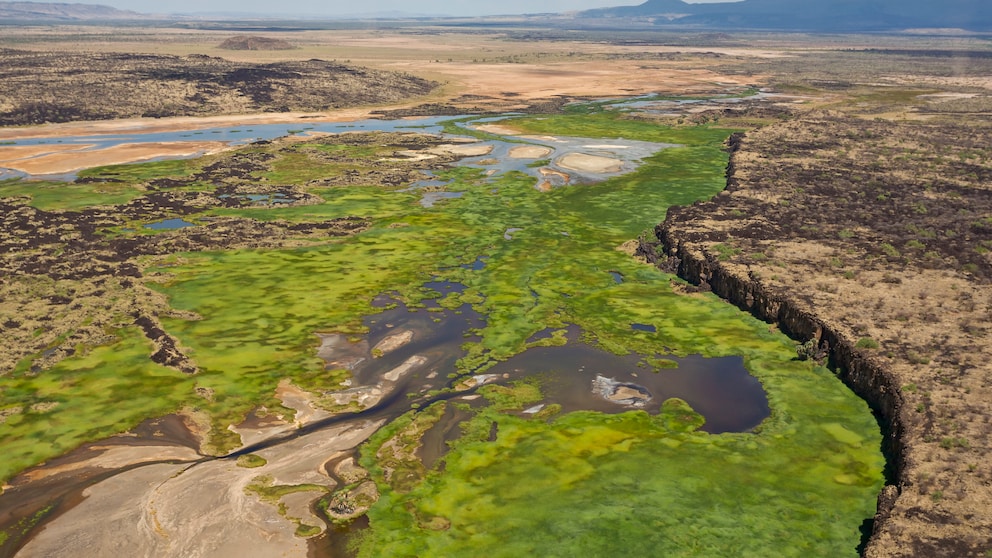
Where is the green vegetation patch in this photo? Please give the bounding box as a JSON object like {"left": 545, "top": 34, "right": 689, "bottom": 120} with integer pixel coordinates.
{"left": 0, "top": 327, "right": 189, "bottom": 482}
{"left": 236, "top": 453, "right": 268, "bottom": 468}
{"left": 357, "top": 356, "right": 881, "bottom": 557}
{"left": 0, "top": 179, "right": 146, "bottom": 210}
{"left": 2, "top": 107, "right": 884, "bottom": 556}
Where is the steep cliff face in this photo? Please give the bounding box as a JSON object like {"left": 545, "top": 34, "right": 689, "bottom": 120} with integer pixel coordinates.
{"left": 646, "top": 116, "right": 992, "bottom": 556}
{"left": 651, "top": 219, "right": 906, "bottom": 550}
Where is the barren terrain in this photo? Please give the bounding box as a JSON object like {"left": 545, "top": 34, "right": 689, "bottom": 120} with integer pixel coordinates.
{"left": 0, "top": 49, "right": 437, "bottom": 125}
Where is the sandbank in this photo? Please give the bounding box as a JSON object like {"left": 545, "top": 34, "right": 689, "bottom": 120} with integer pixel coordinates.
{"left": 428, "top": 143, "right": 494, "bottom": 157}
{"left": 556, "top": 153, "right": 624, "bottom": 173}
{"left": 0, "top": 141, "right": 228, "bottom": 175}
{"left": 509, "top": 145, "right": 553, "bottom": 159}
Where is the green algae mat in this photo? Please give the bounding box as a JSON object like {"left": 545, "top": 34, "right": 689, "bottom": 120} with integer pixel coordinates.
{"left": 0, "top": 107, "right": 884, "bottom": 556}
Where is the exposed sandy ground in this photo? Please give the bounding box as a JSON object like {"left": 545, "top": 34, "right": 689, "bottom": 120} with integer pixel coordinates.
{"left": 0, "top": 144, "right": 97, "bottom": 162}
{"left": 556, "top": 152, "right": 624, "bottom": 173}
{"left": 427, "top": 143, "right": 494, "bottom": 157}
{"left": 275, "top": 379, "right": 333, "bottom": 427}
{"left": 401, "top": 60, "right": 749, "bottom": 102}
{"left": 371, "top": 329, "right": 414, "bottom": 356}
{"left": 19, "top": 445, "right": 201, "bottom": 483}
{"left": 18, "top": 420, "right": 383, "bottom": 558}
{"left": 0, "top": 27, "right": 767, "bottom": 176}
{"left": 0, "top": 141, "right": 228, "bottom": 175}
{"left": 509, "top": 145, "right": 553, "bottom": 159}
{"left": 475, "top": 123, "right": 523, "bottom": 136}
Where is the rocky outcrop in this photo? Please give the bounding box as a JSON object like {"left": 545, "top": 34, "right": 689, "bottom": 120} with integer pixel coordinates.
{"left": 649, "top": 131, "right": 912, "bottom": 556}
{"left": 651, "top": 112, "right": 992, "bottom": 556}
{"left": 652, "top": 221, "right": 906, "bottom": 549}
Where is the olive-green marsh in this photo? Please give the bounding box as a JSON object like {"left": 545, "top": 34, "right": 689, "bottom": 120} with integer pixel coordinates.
{"left": 0, "top": 107, "right": 883, "bottom": 556}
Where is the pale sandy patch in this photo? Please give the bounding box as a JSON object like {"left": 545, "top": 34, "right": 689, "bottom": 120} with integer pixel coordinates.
{"left": 0, "top": 108, "right": 386, "bottom": 141}
{"left": 383, "top": 355, "right": 428, "bottom": 382}
{"left": 427, "top": 143, "right": 494, "bottom": 157}
{"left": 0, "top": 143, "right": 97, "bottom": 162}
{"left": 372, "top": 329, "right": 414, "bottom": 356}
{"left": 276, "top": 379, "right": 331, "bottom": 427}
{"left": 386, "top": 150, "right": 436, "bottom": 162}
{"left": 475, "top": 123, "right": 523, "bottom": 136}
{"left": 388, "top": 60, "right": 757, "bottom": 101}
{"left": 557, "top": 152, "right": 623, "bottom": 173}
{"left": 18, "top": 420, "right": 384, "bottom": 558}
{"left": 0, "top": 141, "right": 228, "bottom": 174}
{"left": 509, "top": 145, "right": 553, "bottom": 159}
{"left": 21, "top": 445, "right": 200, "bottom": 482}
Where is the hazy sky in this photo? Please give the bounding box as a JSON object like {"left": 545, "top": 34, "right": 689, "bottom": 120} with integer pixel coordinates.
{"left": 42, "top": 0, "right": 731, "bottom": 17}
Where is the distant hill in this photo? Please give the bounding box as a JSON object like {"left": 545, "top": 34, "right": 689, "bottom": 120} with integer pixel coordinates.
{"left": 0, "top": 1, "right": 149, "bottom": 20}
{"left": 219, "top": 35, "right": 295, "bottom": 50}
{"left": 582, "top": 0, "right": 992, "bottom": 32}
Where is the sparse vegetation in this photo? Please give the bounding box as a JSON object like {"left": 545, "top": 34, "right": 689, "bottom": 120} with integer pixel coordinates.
{"left": 0, "top": 51, "right": 437, "bottom": 125}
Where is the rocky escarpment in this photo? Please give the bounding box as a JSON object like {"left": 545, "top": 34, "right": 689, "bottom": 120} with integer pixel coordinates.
{"left": 644, "top": 115, "right": 992, "bottom": 557}
{"left": 648, "top": 221, "right": 906, "bottom": 551}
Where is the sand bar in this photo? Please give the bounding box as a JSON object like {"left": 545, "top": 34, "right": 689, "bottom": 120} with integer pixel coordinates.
{"left": 557, "top": 153, "right": 624, "bottom": 173}
{"left": 509, "top": 145, "right": 553, "bottom": 159}
{"left": 428, "top": 143, "right": 494, "bottom": 157}
{"left": 0, "top": 141, "right": 228, "bottom": 175}
{"left": 475, "top": 123, "right": 523, "bottom": 136}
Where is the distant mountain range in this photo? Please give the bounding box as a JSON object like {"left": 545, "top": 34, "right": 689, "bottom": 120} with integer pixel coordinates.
{"left": 581, "top": 0, "right": 992, "bottom": 32}
{"left": 1, "top": 0, "right": 990, "bottom": 32}
{"left": 0, "top": 1, "right": 151, "bottom": 20}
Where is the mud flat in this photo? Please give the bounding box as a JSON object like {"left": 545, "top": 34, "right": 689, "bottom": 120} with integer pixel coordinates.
{"left": 17, "top": 420, "right": 383, "bottom": 558}
{"left": 508, "top": 145, "right": 553, "bottom": 159}
{"left": 427, "top": 143, "right": 494, "bottom": 157}
{"left": 556, "top": 152, "right": 624, "bottom": 174}
{"left": 0, "top": 141, "right": 229, "bottom": 175}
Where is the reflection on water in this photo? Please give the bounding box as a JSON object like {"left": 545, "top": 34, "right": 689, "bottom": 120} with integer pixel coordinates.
{"left": 143, "top": 218, "right": 195, "bottom": 230}
{"left": 352, "top": 286, "right": 768, "bottom": 436}
{"left": 461, "top": 256, "right": 488, "bottom": 270}
{"left": 485, "top": 340, "right": 769, "bottom": 434}
{"left": 419, "top": 190, "right": 463, "bottom": 208}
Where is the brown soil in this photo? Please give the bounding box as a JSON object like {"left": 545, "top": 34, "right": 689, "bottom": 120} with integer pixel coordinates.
{"left": 0, "top": 49, "right": 436, "bottom": 125}
{"left": 650, "top": 107, "right": 992, "bottom": 557}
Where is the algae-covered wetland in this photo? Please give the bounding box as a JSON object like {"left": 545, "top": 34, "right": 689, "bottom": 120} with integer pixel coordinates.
{"left": 0, "top": 94, "right": 884, "bottom": 556}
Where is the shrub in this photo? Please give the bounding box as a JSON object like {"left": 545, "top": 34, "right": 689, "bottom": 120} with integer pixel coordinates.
{"left": 855, "top": 337, "right": 879, "bottom": 349}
